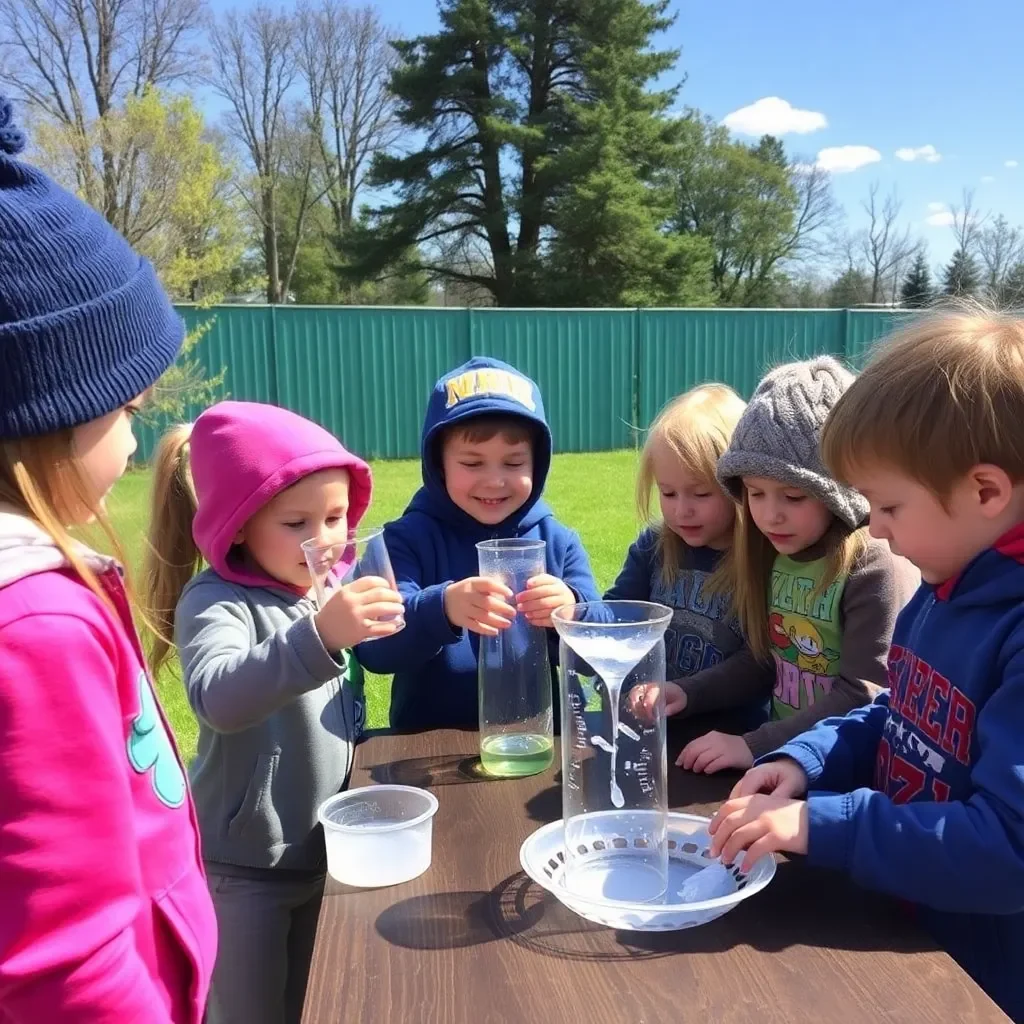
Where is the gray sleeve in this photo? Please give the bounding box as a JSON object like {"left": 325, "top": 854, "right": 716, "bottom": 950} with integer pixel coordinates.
{"left": 743, "top": 539, "right": 920, "bottom": 758}
{"left": 175, "top": 580, "right": 344, "bottom": 734}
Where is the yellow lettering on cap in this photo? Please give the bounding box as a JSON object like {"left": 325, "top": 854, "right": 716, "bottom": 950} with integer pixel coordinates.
{"left": 443, "top": 369, "right": 537, "bottom": 411}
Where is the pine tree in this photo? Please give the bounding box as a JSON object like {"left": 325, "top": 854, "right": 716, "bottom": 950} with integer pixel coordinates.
{"left": 899, "top": 250, "right": 933, "bottom": 308}
{"left": 942, "top": 247, "right": 980, "bottom": 298}
{"left": 341, "top": 0, "right": 708, "bottom": 306}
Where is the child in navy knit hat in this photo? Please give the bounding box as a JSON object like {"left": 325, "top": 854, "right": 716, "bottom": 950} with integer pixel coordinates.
{"left": 0, "top": 95, "right": 217, "bottom": 1022}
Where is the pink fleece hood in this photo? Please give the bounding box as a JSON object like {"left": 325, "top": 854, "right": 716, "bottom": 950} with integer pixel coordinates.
{"left": 190, "top": 401, "right": 372, "bottom": 591}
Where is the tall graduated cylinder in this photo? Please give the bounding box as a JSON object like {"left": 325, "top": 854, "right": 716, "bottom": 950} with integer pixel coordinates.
{"left": 476, "top": 539, "right": 555, "bottom": 778}
{"left": 554, "top": 601, "right": 671, "bottom": 904}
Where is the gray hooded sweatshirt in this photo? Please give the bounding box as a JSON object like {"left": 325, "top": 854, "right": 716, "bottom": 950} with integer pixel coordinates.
{"left": 176, "top": 573, "right": 364, "bottom": 873}
{"left": 175, "top": 400, "right": 374, "bottom": 874}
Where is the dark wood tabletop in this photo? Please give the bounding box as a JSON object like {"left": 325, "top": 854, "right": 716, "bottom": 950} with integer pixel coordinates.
{"left": 303, "top": 721, "right": 1007, "bottom": 1024}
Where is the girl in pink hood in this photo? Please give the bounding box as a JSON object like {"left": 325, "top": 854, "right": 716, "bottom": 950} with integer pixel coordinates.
{"left": 145, "top": 400, "right": 403, "bottom": 1024}
{"left": 0, "top": 96, "right": 217, "bottom": 1022}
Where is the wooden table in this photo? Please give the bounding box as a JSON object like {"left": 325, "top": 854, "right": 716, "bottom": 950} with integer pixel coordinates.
{"left": 303, "top": 725, "right": 1007, "bottom": 1023}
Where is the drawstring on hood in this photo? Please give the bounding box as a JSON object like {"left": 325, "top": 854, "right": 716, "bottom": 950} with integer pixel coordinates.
{"left": 190, "top": 401, "right": 372, "bottom": 593}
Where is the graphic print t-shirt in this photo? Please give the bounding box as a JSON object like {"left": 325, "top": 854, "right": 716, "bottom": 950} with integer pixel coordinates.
{"left": 768, "top": 552, "right": 847, "bottom": 720}
{"left": 650, "top": 547, "right": 744, "bottom": 680}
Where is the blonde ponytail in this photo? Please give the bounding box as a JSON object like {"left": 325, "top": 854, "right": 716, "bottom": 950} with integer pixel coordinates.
{"left": 145, "top": 424, "right": 201, "bottom": 676}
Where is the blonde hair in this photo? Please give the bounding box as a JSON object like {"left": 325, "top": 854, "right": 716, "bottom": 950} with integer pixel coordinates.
{"left": 0, "top": 430, "right": 129, "bottom": 611}
{"left": 145, "top": 424, "right": 202, "bottom": 677}
{"left": 822, "top": 304, "right": 1024, "bottom": 497}
{"left": 637, "top": 384, "right": 746, "bottom": 586}
{"left": 726, "top": 497, "right": 867, "bottom": 661}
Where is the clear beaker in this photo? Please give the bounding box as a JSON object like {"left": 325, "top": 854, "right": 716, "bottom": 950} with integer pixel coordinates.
{"left": 476, "top": 538, "right": 555, "bottom": 779}
{"left": 302, "top": 527, "right": 405, "bottom": 638}
{"left": 552, "top": 601, "right": 672, "bottom": 904}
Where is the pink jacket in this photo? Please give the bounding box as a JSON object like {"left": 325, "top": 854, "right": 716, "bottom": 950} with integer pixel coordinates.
{"left": 0, "top": 510, "right": 217, "bottom": 1023}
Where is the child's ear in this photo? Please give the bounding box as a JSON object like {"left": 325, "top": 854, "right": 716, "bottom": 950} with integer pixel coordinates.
{"left": 969, "top": 464, "right": 1014, "bottom": 518}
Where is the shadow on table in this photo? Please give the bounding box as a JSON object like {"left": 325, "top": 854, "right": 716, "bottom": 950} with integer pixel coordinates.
{"left": 368, "top": 755, "right": 490, "bottom": 787}
{"left": 375, "top": 861, "right": 938, "bottom": 963}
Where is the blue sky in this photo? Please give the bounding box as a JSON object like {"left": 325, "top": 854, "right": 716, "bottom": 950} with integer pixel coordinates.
{"left": 206, "top": 0, "right": 1023, "bottom": 272}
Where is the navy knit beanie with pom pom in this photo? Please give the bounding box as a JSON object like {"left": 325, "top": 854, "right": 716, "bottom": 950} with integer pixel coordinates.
{"left": 0, "top": 93, "right": 183, "bottom": 440}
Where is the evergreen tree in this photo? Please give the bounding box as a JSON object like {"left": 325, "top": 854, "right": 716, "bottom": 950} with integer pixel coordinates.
{"left": 827, "top": 268, "right": 871, "bottom": 308}
{"left": 899, "top": 250, "right": 933, "bottom": 308}
{"left": 341, "top": 0, "right": 706, "bottom": 306}
{"left": 942, "top": 247, "right": 980, "bottom": 298}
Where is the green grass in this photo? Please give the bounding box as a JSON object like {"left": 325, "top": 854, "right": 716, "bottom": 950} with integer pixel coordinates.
{"left": 106, "top": 450, "right": 641, "bottom": 762}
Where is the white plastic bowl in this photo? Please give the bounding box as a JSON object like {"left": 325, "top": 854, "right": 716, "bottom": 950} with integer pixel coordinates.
{"left": 318, "top": 784, "right": 439, "bottom": 888}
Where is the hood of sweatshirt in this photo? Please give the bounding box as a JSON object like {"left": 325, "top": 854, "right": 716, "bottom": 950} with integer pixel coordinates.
{"left": 408, "top": 357, "right": 553, "bottom": 539}
{"left": 190, "top": 401, "right": 372, "bottom": 592}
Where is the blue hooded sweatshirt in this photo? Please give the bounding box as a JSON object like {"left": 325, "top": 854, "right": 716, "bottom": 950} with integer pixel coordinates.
{"left": 356, "top": 357, "right": 600, "bottom": 730}
{"left": 765, "top": 522, "right": 1024, "bottom": 1022}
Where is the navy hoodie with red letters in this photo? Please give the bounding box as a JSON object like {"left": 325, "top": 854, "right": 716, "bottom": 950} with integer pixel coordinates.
{"left": 766, "top": 523, "right": 1024, "bottom": 1022}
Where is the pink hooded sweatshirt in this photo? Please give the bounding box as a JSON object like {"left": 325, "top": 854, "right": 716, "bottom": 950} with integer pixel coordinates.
{"left": 0, "top": 510, "right": 217, "bottom": 1023}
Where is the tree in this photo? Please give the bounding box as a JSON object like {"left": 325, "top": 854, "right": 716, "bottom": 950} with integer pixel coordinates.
{"left": 32, "top": 89, "right": 246, "bottom": 301}
{"left": 900, "top": 249, "right": 933, "bottom": 308}
{"left": 671, "top": 115, "right": 836, "bottom": 306}
{"left": 1, "top": 0, "right": 203, "bottom": 232}
{"left": 999, "top": 261, "right": 1024, "bottom": 309}
{"left": 539, "top": 3, "right": 713, "bottom": 305}
{"left": 857, "top": 183, "right": 916, "bottom": 304}
{"left": 978, "top": 214, "right": 1024, "bottom": 305}
{"left": 827, "top": 267, "right": 871, "bottom": 308}
{"left": 943, "top": 247, "right": 981, "bottom": 298}
{"left": 209, "top": 6, "right": 330, "bottom": 304}
{"left": 297, "top": 0, "right": 401, "bottom": 237}
{"left": 342, "top": 0, "right": 694, "bottom": 306}
{"left": 142, "top": 317, "right": 227, "bottom": 428}
{"left": 949, "top": 188, "right": 984, "bottom": 256}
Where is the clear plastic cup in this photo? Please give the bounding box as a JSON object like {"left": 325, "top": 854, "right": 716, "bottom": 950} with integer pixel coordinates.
{"left": 476, "top": 539, "right": 555, "bottom": 779}
{"left": 318, "top": 785, "right": 438, "bottom": 887}
{"left": 302, "top": 526, "right": 405, "bottom": 637}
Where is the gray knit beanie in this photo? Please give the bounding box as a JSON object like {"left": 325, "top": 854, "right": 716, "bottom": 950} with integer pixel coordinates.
{"left": 716, "top": 355, "right": 869, "bottom": 529}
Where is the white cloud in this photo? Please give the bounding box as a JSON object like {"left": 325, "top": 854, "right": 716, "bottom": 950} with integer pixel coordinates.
{"left": 927, "top": 202, "right": 947, "bottom": 213}
{"left": 722, "top": 97, "right": 827, "bottom": 137}
{"left": 815, "top": 145, "right": 882, "bottom": 174}
{"left": 895, "top": 144, "right": 942, "bottom": 163}
{"left": 981, "top": 175, "right": 996, "bottom": 184}
{"left": 926, "top": 210, "right": 956, "bottom": 227}
{"left": 1006, "top": 159, "right": 1019, "bottom": 169}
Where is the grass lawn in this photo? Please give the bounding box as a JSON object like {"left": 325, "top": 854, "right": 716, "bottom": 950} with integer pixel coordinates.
{"left": 106, "top": 450, "right": 642, "bottom": 762}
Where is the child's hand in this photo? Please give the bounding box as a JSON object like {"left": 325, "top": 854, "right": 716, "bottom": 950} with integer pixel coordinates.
{"left": 444, "top": 577, "right": 516, "bottom": 636}
{"left": 730, "top": 759, "right": 808, "bottom": 800}
{"left": 516, "top": 574, "right": 575, "bottom": 628}
{"left": 314, "top": 575, "right": 405, "bottom": 650}
{"left": 677, "top": 731, "right": 753, "bottom": 774}
{"left": 628, "top": 682, "right": 687, "bottom": 724}
{"left": 707, "top": 794, "right": 809, "bottom": 873}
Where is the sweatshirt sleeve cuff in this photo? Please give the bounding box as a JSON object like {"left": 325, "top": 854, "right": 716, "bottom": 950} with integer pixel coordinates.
{"left": 806, "top": 792, "right": 856, "bottom": 871}
{"left": 422, "top": 582, "right": 463, "bottom": 645}
{"left": 756, "top": 738, "right": 827, "bottom": 784}
{"left": 290, "top": 614, "right": 347, "bottom": 685}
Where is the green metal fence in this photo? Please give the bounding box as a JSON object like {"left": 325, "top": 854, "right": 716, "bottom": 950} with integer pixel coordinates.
{"left": 135, "top": 306, "right": 910, "bottom": 462}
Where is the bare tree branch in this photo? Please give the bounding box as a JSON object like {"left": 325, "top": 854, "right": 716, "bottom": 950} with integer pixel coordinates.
{"left": 857, "top": 182, "right": 916, "bottom": 303}
{"left": 209, "top": 5, "right": 318, "bottom": 303}
{"left": 0, "top": 0, "right": 203, "bottom": 226}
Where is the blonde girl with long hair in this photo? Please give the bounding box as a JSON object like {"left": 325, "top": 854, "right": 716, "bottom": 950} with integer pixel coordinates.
{"left": 610, "top": 384, "right": 768, "bottom": 728}
{"left": 0, "top": 96, "right": 216, "bottom": 1022}
{"left": 676, "top": 357, "right": 919, "bottom": 775}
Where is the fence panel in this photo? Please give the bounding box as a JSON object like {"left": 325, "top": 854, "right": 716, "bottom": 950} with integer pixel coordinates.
{"left": 470, "top": 308, "right": 637, "bottom": 451}
{"left": 134, "top": 305, "right": 914, "bottom": 462}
